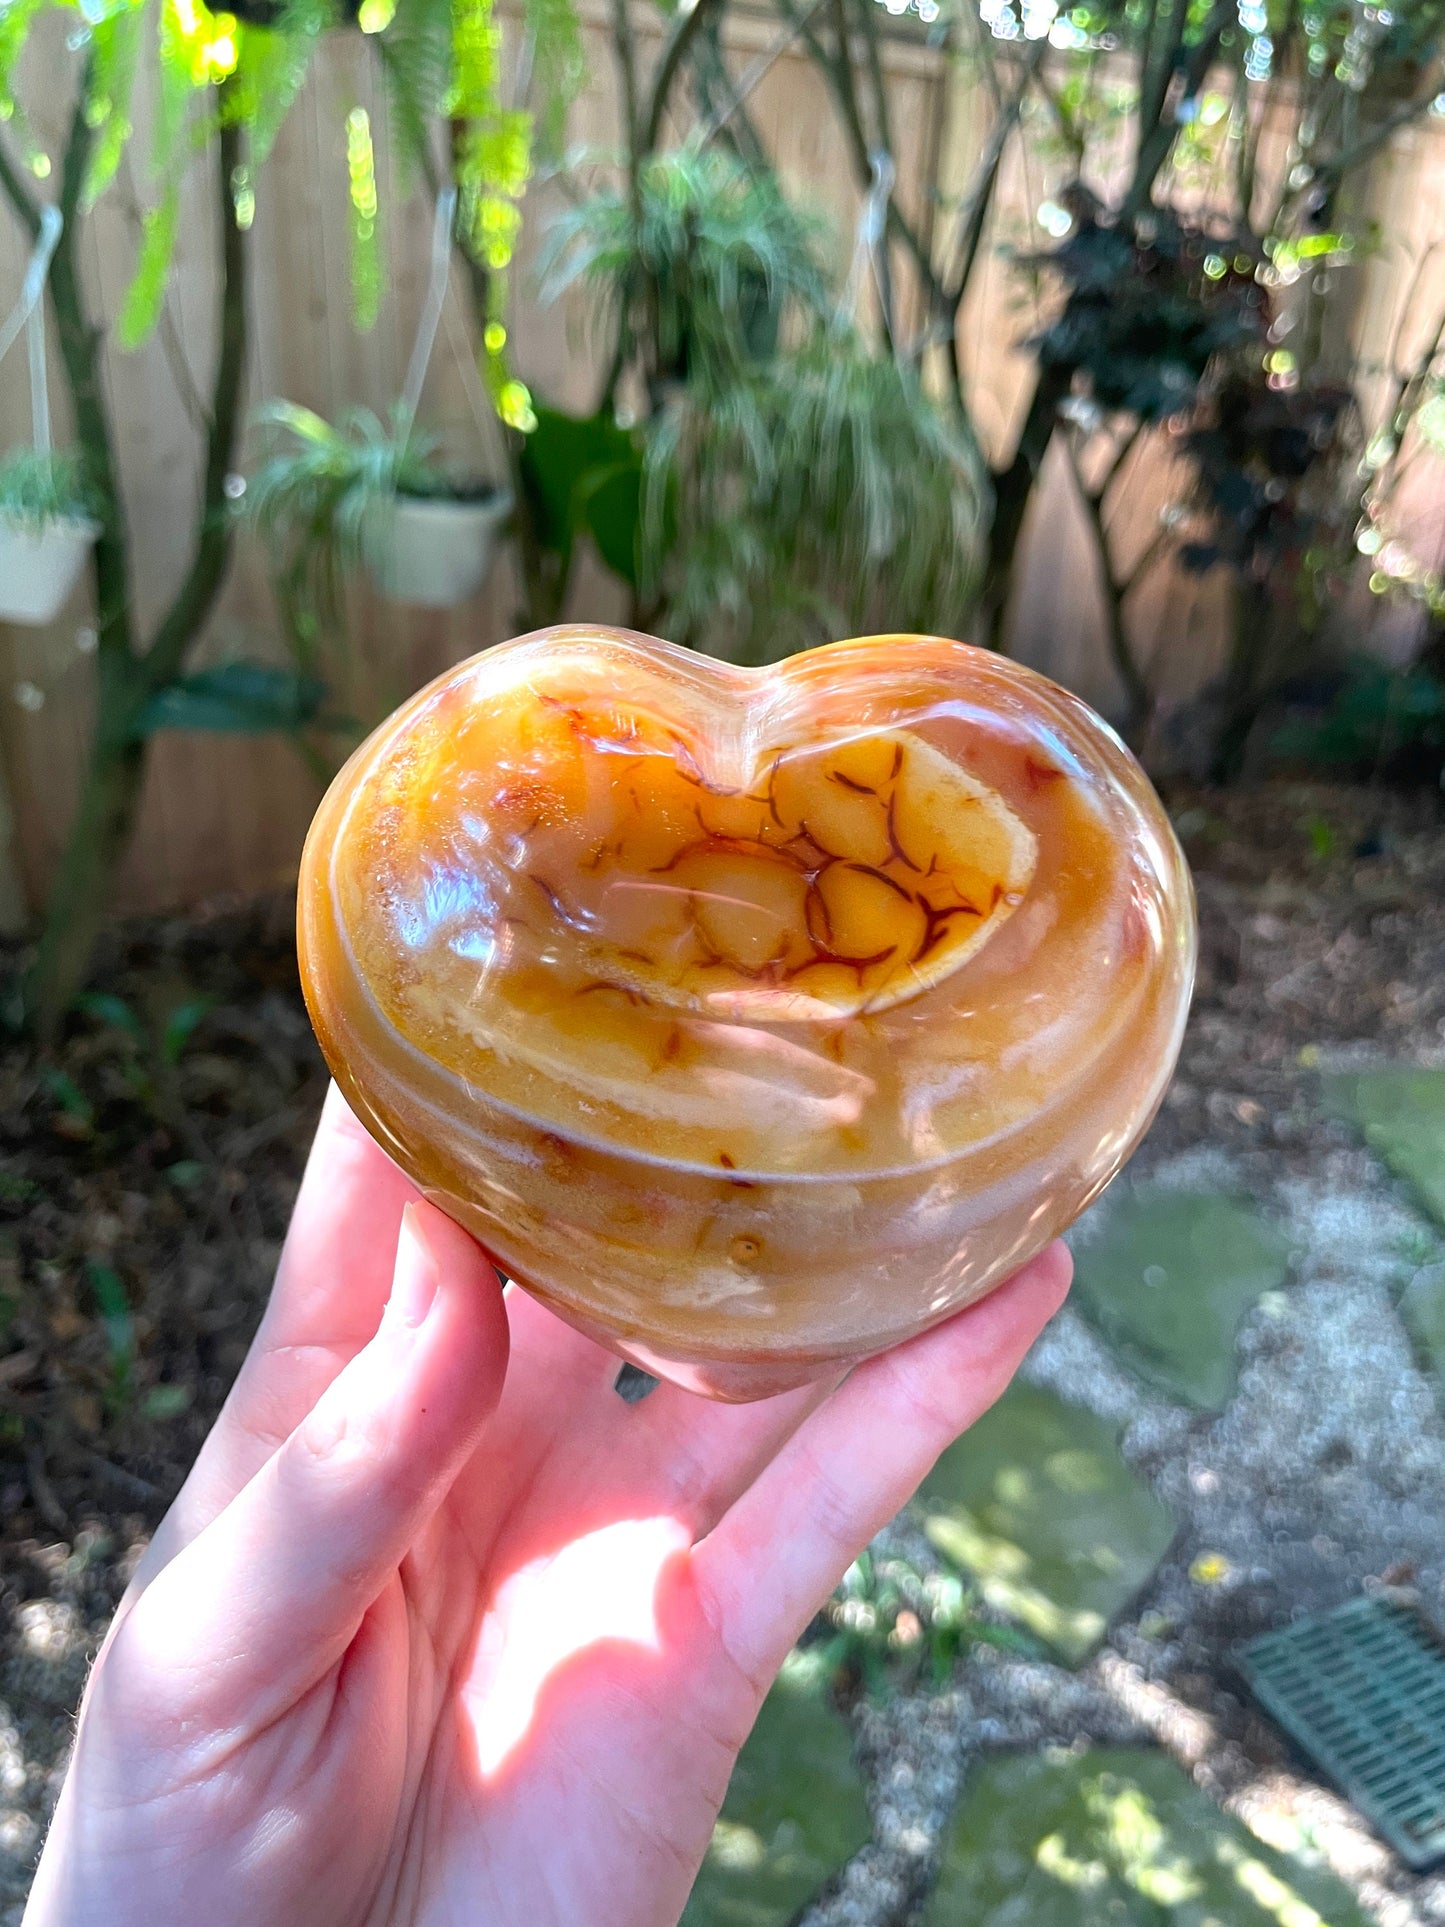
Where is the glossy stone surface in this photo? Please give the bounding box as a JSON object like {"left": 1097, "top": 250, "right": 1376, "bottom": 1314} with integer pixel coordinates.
{"left": 298, "top": 626, "right": 1196, "bottom": 1399}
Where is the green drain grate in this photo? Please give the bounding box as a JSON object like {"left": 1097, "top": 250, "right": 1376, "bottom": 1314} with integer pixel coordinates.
{"left": 1240, "top": 1596, "right": 1445, "bottom": 1871}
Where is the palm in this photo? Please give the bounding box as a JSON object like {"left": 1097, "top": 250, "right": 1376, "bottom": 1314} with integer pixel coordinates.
{"left": 330, "top": 1304, "right": 797, "bottom": 1927}
{"left": 27, "top": 1088, "right": 1068, "bottom": 1927}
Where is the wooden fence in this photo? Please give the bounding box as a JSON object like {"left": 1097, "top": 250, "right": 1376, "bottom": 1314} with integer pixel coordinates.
{"left": 2, "top": 3, "right": 1444, "bottom": 925}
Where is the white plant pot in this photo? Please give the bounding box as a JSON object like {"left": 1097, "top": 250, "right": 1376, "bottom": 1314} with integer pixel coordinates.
{"left": 362, "top": 489, "right": 512, "bottom": 608}
{"left": 0, "top": 512, "right": 98, "bottom": 625}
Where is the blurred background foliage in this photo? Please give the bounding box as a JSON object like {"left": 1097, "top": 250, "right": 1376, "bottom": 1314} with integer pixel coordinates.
{"left": 2, "top": 0, "right": 1445, "bottom": 1016}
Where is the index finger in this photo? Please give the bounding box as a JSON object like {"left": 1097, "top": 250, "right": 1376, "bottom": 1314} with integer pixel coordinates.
{"left": 133, "top": 1083, "right": 419, "bottom": 1584}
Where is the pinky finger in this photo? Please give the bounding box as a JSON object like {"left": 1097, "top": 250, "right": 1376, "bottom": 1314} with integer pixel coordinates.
{"left": 690, "top": 1244, "right": 1072, "bottom": 1693}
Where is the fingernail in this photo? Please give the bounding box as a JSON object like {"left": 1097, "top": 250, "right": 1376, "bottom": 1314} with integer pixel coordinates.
{"left": 387, "top": 1202, "right": 440, "bottom": 1329}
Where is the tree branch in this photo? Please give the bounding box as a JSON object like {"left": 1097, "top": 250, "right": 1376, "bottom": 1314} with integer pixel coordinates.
{"left": 1033, "top": 62, "right": 1086, "bottom": 171}
{"left": 696, "top": 0, "right": 826, "bottom": 145}
{"left": 1064, "top": 432, "right": 1153, "bottom": 732}
{"left": 611, "top": 0, "right": 644, "bottom": 172}
{"left": 143, "top": 108, "right": 248, "bottom": 692}
{"left": 944, "top": 39, "right": 1045, "bottom": 309}
{"left": 44, "top": 67, "right": 134, "bottom": 665}
{"left": 850, "top": 0, "right": 894, "bottom": 161}
{"left": 115, "top": 153, "right": 208, "bottom": 430}
{"left": 644, "top": 0, "right": 724, "bottom": 150}
{"left": 1292, "top": 68, "right": 1445, "bottom": 216}
{"left": 1119, "top": 519, "right": 1173, "bottom": 597}
{"left": 1121, "top": 0, "right": 1233, "bottom": 223}
{"left": 1088, "top": 417, "right": 1145, "bottom": 510}
{"left": 1137, "top": 0, "right": 1189, "bottom": 165}
{"left": 833, "top": 0, "right": 894, "bottom": 340}
{"left": 777, "top": 0, "right": 945, "bottom": 323}
{"left": 0, "top": 125, "right": 43, "bottom": 241}
{"left": 984, "top": 356, "right": 1072, "bottom": 639}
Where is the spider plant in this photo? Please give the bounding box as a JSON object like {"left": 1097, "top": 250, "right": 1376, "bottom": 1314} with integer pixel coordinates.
{"left": 247, "top": 400, "right": 496, "bottom": 657}
{"left": 0, "top": 446, "right": 98, "bottom": 528}
{"left": 540, "top": 140, "right": 830, "bottom": 402}
{"left": 647, "top": 331, "right": 990, "bottom": 662}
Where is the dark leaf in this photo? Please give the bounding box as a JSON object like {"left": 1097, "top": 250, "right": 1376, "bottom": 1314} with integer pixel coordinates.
{"left": 516, "top": 400, "right": 639, "bottom": 562}
{"left": 581, "top": 460, "right": 643, "bottom": 587}
{"left": 41, "top": 1068, "right": 95, "bottom": 1127}
{"left": 161, "top": 998, "right": 214, "bottom": 1064}
{"left": 77, "top": 992, "right": 144, "bottom": 1039}
{"left": 85, "top": 1260, "right": 134, "bottom": 1394}
{"left": 138, "top": 662, "right": 326, "bottom": 736}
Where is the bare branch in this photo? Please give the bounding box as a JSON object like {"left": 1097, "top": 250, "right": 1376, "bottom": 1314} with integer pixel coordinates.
{"left": 1064, "top": 431, "right": 1154, "bottom": 731}
{"left": 1034, "top": 60, "right": 1086, "bottom": 171}
{"left": 776, "top": 0, "right": 947, "bottom": 321}
{"left": 144, "top": 108, "right": 249, "bottom": 690}
{"left": 1119, "top": 519, "right": 1174, "bottom": 596}
{"left": 644, "top": 0, "right": 725, "bottom": 150}
{"left": 1122, "top": 0, "right": 1233, "bottom": 223}
{"left": 943, "top": 38, "right": 1046, "bottom": 309}
{"left": 1294, "top": 66, "right": 1445, "bottom": 214}
{"left": 1090, "top": 417, "right": 1145, "bottom": 511}
{"left": 116, "top": 154, "right": 208, "bottom": 431}
{"left": 697, "top": 0, "right": 827, "bottom": 144}
{"left": 1138, "top": 0, "right": 1190, "bottom": 162}
{"left": 610, "top": 0, "right": 644, "bottom": 176}
{"left": 850, "top": 0, "right": 894, "bottom": 161}
{"left": 0, "top": 125, "right": 43, "bottom": 241}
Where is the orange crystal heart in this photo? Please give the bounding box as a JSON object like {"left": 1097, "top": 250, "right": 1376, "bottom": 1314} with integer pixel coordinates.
{"left": 299, "top": 627, "right": 1196, "bottom": 1399}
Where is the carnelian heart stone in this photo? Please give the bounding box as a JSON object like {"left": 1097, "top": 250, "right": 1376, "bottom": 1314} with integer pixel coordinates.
{"left": 298, "top": 626, "right": 1196, "bottom": 1400}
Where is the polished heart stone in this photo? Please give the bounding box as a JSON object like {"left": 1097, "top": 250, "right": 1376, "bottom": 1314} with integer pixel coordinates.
{"left": 299, "top": 626, "right": 1196, "bottom": 1400}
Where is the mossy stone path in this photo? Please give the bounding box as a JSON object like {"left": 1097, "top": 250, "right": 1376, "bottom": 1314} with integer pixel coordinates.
{"left": 682, "top": 1658, "right": 871, "bottom": 1927}
{"left": 917, "top": 1380, "right": 1176, "bottom": 1666}
{"left": 925, "top": 1747, "right": 1372, "bottom": 1925}
{"left": 1071, "top": 1189, "right": 1294, "bottom": 1411}
{"left": 1325, "top": 1067, "right": 1445, "bottom": 1229}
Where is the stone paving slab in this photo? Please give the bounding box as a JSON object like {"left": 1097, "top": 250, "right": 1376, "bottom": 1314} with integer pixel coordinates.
{"left": 683, "top": 1656, "right": 870, "bottom": 1927}
{"left": 1325, "top": 1068, "right": 1445, "bottom": 1230}
{"left": 926, "top": 1747, "right": 1372, "bottom": 1925}
{"left": 918, "top": 1382, "right": 1177, "bottom": 1667}
{"left": 1071, "top": 1189, "right": 1294, "bottom": 1412}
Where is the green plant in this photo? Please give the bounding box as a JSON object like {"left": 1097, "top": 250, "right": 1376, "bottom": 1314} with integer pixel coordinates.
{"left": 649, "top": 330, "right": 988, "bottom": 660}
{"left": 84, "top": 1259, "right": 134, "bottom": 1411}
{"left": 772, "top": 0, "right": 1445, "bottom": 765}
{"left": 66, "top": 987, "right": 217, "bottom": 1149}
{"left": 248, "top": 400, "right": 494, "bottom": 652}
{"left": 539, "top": 122, "right": 987, "bottom": 657}
{"left": 514, "top": 401, "right": 646, "bottom": 621}
{"left": 1270, "top": 657, "right": 1445, "bottom": 786}
{"left": 540, "top": 139, "right": 829, "bottom": 400}
{"left": 812, "top": 1549, "right": 1036, "bottom": 1697}
{"left": 0, "top": 445, "right": 97, "bottom": 526}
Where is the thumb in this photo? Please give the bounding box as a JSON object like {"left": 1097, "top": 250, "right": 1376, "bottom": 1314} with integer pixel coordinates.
{"left": 109, "top": 1201, "right": 509, "bottom": 1738}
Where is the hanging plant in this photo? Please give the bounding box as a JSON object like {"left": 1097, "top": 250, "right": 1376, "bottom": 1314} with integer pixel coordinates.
{"left": 0, "top": 0, "right": 581, "bottom": 1029}
{"left": 0, "top": 446, "right": 100, "bottom": 625}
{"left": 0, "top": 204, "right": 99, "bottom": 625}
{"left": 249, "top": 402, "right": 511, "bottom": 619}
{"left": 540, "top": 140, "right": 830, "bottom": 399}
{"left": 251, "top": 186, "right": 513, "bottom": 625}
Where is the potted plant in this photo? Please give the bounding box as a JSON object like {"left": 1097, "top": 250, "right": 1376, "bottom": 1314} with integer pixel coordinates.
{"left": 0, "top": 446, "right": 99, "bottom": 626}
{"left": 248, "top": 401, "right": 512, "bottom": 620}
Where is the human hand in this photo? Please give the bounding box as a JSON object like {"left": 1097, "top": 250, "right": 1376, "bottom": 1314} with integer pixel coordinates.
{"left": 25, "top": 1083, "right": 1070, "bottom": 1927}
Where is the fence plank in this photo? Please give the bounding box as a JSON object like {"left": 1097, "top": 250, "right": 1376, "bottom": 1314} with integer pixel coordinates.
{"left": 2, "top": 9, "right": 1444, "bottom": 923}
